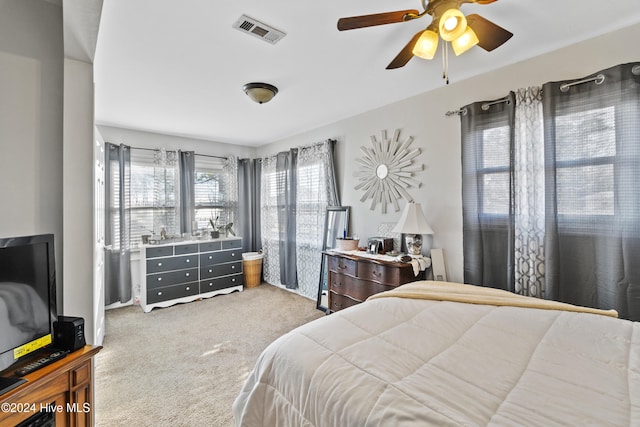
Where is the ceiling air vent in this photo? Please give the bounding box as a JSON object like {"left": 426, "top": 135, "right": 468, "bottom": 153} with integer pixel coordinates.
{"left": 233, "top": 14, "right": 286, "bottom": 45}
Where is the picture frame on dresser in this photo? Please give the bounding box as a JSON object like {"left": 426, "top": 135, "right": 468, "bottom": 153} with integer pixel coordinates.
{"left": 316, "top": 206, "right": 350, "bottom": 313}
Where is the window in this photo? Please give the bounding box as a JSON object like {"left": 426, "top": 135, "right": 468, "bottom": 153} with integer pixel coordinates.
{"left": 554, "top": 106, "right": 616, "bottom": 217}
{"left": 129, "top": 149, "right": 178, "bottom": 247}
{"left": 193, "top": 156, "right": 233, "bottom": 231}
{"left": 479, "top": 124, "right": 511, "bottom": 216}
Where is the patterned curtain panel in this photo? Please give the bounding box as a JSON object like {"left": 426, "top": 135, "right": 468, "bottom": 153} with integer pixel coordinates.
{"left": 261, "top": 140, "right": 339, "bottom": 299}
{"left": 296, "top": 141, "right": 338, "bottom": 298}
{"left": 152, "top": 148, "right": 180, "bottom": 237}
{"left": 513, "top": 87, "right": 545, "bottom": 297}
{"left": 261, "top": 155, "right": 281, "bottom": 286}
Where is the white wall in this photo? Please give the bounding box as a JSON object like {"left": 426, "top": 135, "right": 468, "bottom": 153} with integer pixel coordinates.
{"left": 97, "top": 125, "right": 257, "bottom": 159}
{"left": 258, "top": 23, "right": 640, "bottom": 284}
{"left": 0, "top": 0, "right": 64, "bottom": 302}
{"left": 63, "top": 58, "right": 97, "bottom": 343}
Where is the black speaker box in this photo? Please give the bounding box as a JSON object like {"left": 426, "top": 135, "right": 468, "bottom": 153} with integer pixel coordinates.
{"left": 53, "top": 316, "right": 86, "bottom": 352}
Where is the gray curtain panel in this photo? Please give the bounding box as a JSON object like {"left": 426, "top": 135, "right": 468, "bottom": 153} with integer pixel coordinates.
{"left": 461, "top": 92, "right": 516, "bottom": 291}
{"left": 237, "top": 158, "right": 262, "bottom": 254}
{"left": 104, "top": 143, "right": 132, "bottom": 305}
{"left": 276, "top": 150, "right": 298, "bottom": 289}
{"left": 179, "top": 151, "right": 195, "bottom": 235}
{"left": 543, "top": 62, "right": 640, "bottom": 320}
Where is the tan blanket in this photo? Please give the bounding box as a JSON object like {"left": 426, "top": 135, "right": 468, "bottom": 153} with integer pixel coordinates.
{"left": 367, "top": 280, "right": 619, "bottom": 318}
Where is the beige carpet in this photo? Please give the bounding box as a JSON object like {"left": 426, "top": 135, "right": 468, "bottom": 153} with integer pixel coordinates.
{"left": 94, "top": 284, "right": 324, "bottom": 426}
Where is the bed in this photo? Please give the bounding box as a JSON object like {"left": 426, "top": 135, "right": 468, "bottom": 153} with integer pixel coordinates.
{"left": 233, "top": 281, "right": 640, "bottom": 426}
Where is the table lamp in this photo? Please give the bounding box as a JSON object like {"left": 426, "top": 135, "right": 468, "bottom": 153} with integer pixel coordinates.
{"left": 392, "top": 202, "right": 434, "bottom": 255}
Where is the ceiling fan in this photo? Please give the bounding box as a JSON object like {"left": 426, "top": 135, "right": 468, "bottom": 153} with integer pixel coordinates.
{"left": 337, "top": 0, "right": 513, "bottom": 71}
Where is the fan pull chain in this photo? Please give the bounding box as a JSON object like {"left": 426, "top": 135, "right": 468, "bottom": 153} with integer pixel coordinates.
{"left": 442, "top": 42, "right": 450, "bottom": 85}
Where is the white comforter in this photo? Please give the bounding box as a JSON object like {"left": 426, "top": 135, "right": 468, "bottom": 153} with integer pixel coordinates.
{"left": 233, "top": 281, "right": 640, "bottom": 426}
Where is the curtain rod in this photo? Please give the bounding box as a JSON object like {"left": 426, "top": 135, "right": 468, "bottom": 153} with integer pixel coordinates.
{"left": 115, "top": 144, "right": 228, "bottom": 160}
{"left": 560, "top": 74, "right": 605, "bottom": 92}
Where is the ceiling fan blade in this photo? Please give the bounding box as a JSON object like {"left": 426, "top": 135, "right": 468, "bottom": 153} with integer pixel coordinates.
{"left": 475, "top": 0, "right": 498, "bottom": 4}
{"left": 386, "top": 30, "right": 424, "bottom": 70}
{"left": 337, "top": 10, "right": 420, "bottom": 31}
{"left": 466, "top": 14, "right": 513, "bottom": 51}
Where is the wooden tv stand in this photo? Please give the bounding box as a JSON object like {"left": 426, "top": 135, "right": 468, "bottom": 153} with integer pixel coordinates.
{"left": 0, "top": 345, "right": 102, "bottom": 426}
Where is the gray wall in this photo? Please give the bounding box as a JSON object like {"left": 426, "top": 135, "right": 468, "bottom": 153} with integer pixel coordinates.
{"left": 258, "top": 23, "right": 640, "bottom": 284}
{"left": 0, "top": 0, "right": 64, "bottom": 304}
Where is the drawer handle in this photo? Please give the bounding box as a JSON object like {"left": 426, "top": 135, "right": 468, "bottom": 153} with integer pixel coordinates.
{"left": 185, "top": 273, "right": 190, "bottom": 277}
{"left": 231, "top": 278, "right": 236, "bottom": 282}
{"left": 209, "top": 269, "right": 213, "bottom": 273}
{"left": 334, "top": 282, "right": 342, "bottom": 288}
{"left": 231, "top": 265, "right": 235, "bottom": 269}
{"left": 209, "top": 256, "right": 213, "bottom": 259}
{"left": 334, "top": 303, "right": 342, "bottom": 309}
{"left": 186, "top": 259, "right": 190, "bottom": 263}
{"left": 157, "top": 262, "right": 163, "bottom": 266}
{"left": 186, "top": 286, "right": 190, "bottom": 291}
{"left": 338, "top": 263, "right": 347, "bottom": 270}
{"left": 157, "top": 277, "right": 162, "bottom": 281}
{"left": 157, "top": 291, "right": 163, "bottom": 296}
{"left": 231, "top": 252, "right": 235, "bottom": 256}
{"left": 372, "top": 270, "right": 380, "bottom": 276}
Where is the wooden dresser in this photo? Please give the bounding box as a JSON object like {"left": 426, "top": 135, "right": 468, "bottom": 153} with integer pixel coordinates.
{"left": 0, "top": 345, "right": 101, "bottom": 427}
{"left": 325, "top": 251, "right": 419, "bottom": 313}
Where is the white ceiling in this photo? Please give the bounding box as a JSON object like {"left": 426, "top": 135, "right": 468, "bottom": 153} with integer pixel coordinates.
{"left": 93, "top": 0, "right": 640, "bottom": 147}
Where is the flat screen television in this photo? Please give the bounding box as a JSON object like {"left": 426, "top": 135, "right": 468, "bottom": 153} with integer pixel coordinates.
{"left": 0, "top": 234, "right": 57, "bottom": 373}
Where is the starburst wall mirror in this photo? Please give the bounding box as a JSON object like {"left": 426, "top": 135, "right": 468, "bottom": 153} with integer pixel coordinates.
{"left": 354, "top": 129, "right": 424, "bottom": 213}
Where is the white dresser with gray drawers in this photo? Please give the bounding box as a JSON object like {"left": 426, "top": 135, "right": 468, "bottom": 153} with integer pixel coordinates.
{"left": 140, "top": 238, "right": 243, "bottom": 312}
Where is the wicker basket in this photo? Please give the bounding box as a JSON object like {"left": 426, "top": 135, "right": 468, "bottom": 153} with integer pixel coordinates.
{"left": 335, "top": 238, "right": 359, "bottom": 251}
{"left": 242, "top": 252, "right": 264, "bottom": 288}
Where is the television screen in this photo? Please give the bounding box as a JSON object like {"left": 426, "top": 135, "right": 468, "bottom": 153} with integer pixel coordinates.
{"left": 0, "top": 234, "right": 57, "bottom": 372}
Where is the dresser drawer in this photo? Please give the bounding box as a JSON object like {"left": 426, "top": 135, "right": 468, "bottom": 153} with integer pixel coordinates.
{"left": 329, "top": 272, "right": 395, "bottom": 302}
{"left": 147, "top": 268, "right": 199, "bottom": 289}
{"left": 200, "top": 261, "right": 242, "bottom": 279}
{"left": 200, "top": 249, "right": 241, "bottom": 266}
{"left": 358, "top": 262, "right": 406, "bottom": 285}
{"left": 328, "top": 256, "right": 357, "bottom": 277}
{"left": 200, "top": 274, "right": 243, "bottom": 293}
{"left": 222, "top": 239, "right": 242, "bottom": 250}
{"left": 146, "top": 254, "right": 198, "bottom": 274}
{"left": 328, "top": 292, "right": 360, "bottom": 313}
{"left": 175, "top": 243, "right": 199, "bottom": 255}
{"left": 146, "top": 246, "right": 174, "bottom": 258}
{"left": 147, "top": 282, "right": 199, "bottom": 303}
{"left": 199, "top": 241, "right": 222, "bottom": 252}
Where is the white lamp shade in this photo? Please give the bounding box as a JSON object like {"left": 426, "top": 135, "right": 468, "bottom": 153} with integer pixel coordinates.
{"left": 392, "top": 203, "right": 434, "bottom": 235}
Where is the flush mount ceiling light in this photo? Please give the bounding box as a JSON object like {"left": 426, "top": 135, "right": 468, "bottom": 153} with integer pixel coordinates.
{"left": 243, "top": 82, "right": 278, "bottom": 104}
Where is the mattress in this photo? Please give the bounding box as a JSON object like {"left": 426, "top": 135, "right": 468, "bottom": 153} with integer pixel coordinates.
{"left": 233, "top": 281, "right": 640, "bottom": 426}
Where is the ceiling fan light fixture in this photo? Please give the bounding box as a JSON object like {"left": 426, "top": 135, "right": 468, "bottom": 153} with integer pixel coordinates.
{"left": 412, "top": 29, "right": 439, "bottom": 59}
{"left": 243, "top": 82, "right": 278, "bottom": 104}
{"left": 439, "top": 8, "right": 467, "bottom": 42}
{"left": 451, "top": 27, "right": 479, "bottom": 56}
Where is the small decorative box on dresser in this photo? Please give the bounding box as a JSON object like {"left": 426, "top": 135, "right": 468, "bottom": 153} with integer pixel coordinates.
{"left": 140, "top": 238, "right": 243, "bottom": 312}
{"left": 325, "top": 251, "right": 419, "bottom": 313}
